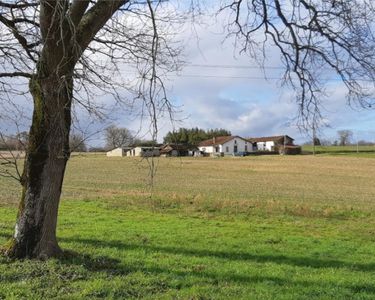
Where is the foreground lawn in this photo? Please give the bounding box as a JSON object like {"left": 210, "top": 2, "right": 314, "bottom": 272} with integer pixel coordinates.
{"left": 1, "top": 155, "right": 375, "bottom": 299}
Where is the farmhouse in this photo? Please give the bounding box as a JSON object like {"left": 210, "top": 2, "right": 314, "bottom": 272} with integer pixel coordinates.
{"left": 248, "top": 135, "right": 294, "bottom": 152}
{"left": 106, "top": 135, "right": 298, "bottom": 157}
{"left": 126, "top": 146, "right": 160, "bottom": 157}
{"left": 198, "top": 136, "right": 254, "bottom": 156}
{"left": 160, "top": 143, "right": 199, "bottom": 157}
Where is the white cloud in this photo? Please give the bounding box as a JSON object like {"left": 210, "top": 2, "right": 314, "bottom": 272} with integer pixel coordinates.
{"left": 3, "top": 5, "right": 375, "bottom": 147}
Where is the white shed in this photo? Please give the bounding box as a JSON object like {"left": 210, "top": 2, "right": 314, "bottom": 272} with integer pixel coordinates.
{"left": 126, "top": 146, "right": 160, "bottom": 157}
{"left": 106, "top": 147, "right": 129, "bottom": 157}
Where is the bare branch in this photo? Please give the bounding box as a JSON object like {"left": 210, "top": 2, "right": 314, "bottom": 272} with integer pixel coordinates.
{"left": 76, "top": 0, "right": 129, "bottom": 52}
{"left": 0, "top": 72, "right": 32, "bottom": 78}
{"left": 0, "top": 1, "right": 39, "bottom": 9}
{"left": 220, "top": 0, "right": 375, "bottom": 128}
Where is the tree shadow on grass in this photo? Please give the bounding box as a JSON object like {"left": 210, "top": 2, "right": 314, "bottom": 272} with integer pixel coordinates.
{"left": 1, "top": 231, "right": 375, "bottom": 296}
{"left": 60, "top": 236, "right": 375, "bottom": 273}
{"left": 0, "top": 232, "right": 10, "bottom": 239}
{"left": 2, "top": 230, "right": 375, "bottom": 273}
{"left": 59, "top": 249, "right": 375, "bottom": 296}
{"left": 1, "top": 249, "right": 374, "bottom": 297}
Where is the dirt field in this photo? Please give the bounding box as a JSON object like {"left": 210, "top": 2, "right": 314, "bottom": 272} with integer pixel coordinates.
{"left": 0, "top": 150, "right": 25, "bottom": 159}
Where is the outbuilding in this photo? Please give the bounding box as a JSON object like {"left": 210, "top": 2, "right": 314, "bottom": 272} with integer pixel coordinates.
{"left": 106, "top": 147, "right": 132, "bottom": 157}
{"left": 160, "top": 143, "right": 199, "bottom": 157}
{"left": 126, "top": 146, "right": 160, "bottom": 157}
{"left": 248, "top": 135, "right": 294, "bottom": 152}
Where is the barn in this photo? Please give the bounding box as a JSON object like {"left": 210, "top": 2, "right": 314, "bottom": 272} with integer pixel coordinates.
{"left": 248, "top": 135, "right": 294, "bottom": 152}
{"left": 160, "top": 143, "right": 199, "bottom": 157}
{"left": 126, "top": 146, "right": 160, "bottom": 157}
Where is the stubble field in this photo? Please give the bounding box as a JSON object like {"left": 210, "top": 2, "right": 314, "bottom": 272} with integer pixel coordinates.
{"left": 1, "top": 154, "right": 375, "bottom": 299}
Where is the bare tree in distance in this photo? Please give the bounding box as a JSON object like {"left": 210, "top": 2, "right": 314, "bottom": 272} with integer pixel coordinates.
{"left": 0, "top": 1, "right": 375, "bottom": 259}
{"left": 105, "top": 125, "right": 134, "bottom": 150}
{"left": 69, "top": 133, "right": 87, "bottom": 152}
{"left": 0, "top": 131, "right": 24, "bottom": 183}
{"left": 337, "top": 130, "right": 353, "bottom": 146}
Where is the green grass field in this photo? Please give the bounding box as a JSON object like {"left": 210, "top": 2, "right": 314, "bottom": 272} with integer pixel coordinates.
{"left": 1, "top": 154, "right": 375, "bottom": 299}
{"left": 302, "top": 145, "right": 375, "bottom": 158}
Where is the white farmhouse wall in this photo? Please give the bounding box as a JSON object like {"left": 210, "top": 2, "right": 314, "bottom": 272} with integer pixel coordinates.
{"left": 198, "top": 145, "right": 215, "bottom": 153}
{"left": 198, "top": 137, "right": 254, "bottom": 155}
{"left": 127, "top": 147, "right": 145, "bottom": 157}
{"left": 256, "top": 141, "right": 276, "bottom": 151}
{"left": 222, "top": 138, "right": 253, "bottom": 155}
{"left": 265, "top": 141, "right": 276, "bottom": 151}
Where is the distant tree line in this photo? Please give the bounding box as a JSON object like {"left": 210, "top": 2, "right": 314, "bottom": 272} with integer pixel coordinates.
{"left": 102, "top": 126, "right": 232, "bottom": 150}
{"left": 306, "top": 130, "right": 374, "bottom": 146}
{"left": 1, "top": 131, "right": 89, "bottom": 152}
{"left": 0, "top": 132, "right": 28, "bottom": 151}
{"left": 163, "top": 128, "right": 231, "bottom": 145}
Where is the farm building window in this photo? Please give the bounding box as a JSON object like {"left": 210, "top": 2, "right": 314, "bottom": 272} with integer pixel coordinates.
{"left": 226, "top": 146, "right": 229, "bottom": 152}
{"left": 234, "top": 145, "right": 238, "bottom": 153}
{"left": 245, "top": 145, "right": 248, "bottom": 152}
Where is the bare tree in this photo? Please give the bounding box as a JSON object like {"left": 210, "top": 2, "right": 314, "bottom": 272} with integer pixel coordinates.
{"left": 0, "top": 0, "right": 179, "bottom": 259}
{"left": 105, "top": 125, "right": 133, "bottom": 149}
{"left": 337, "top": 130, "right": 353, "bottom": 146}
{"left": 220, "top": 0, "right": 375, "bottom": 128}
{"left": 0, "top": 131, "right": 24, "bottom": 183}
{"left": 69, "top": 133, "right": 87, "bottom": 152}
{"left": 0, "top": 1, "right": 375, "bottom": 259}
{"left": 0, "top": 132, "right": 28, "bottom": 151}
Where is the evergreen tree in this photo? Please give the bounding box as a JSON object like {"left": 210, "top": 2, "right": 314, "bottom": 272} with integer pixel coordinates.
{"left": 163, "top": 128, "right": 231, "bottom": 145}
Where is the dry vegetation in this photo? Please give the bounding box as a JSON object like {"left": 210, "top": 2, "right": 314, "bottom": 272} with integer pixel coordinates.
{"left": 3, "top": 154, "right": 374, "bottom": 218}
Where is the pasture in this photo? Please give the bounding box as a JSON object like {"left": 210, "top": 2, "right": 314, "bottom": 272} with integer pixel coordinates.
{"left": 302, "top": 145, "right": 375, "bottom": 158}
{"left": 1, "top": 154, "right": 375, "bottom": 299}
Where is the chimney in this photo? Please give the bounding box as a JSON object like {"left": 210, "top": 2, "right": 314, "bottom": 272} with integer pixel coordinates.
{"left": 213, "top": 136, "right": 216, "bottom": 144}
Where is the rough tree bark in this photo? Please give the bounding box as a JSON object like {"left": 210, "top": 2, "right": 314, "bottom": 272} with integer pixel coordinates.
{"left": 2, "top": 0, "right": 127, "bottom": 259}
{"left": 4, "top": 73, "right": 73, "bottom": 258}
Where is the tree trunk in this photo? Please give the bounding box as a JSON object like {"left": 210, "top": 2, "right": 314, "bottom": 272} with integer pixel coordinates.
{"left": 4, "top": 74, "right": 72, "bottom": 259}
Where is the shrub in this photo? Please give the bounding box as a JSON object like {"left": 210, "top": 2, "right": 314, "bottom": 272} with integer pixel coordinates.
{"left": 279, "top": 145, "right": 302, "bottom": 155}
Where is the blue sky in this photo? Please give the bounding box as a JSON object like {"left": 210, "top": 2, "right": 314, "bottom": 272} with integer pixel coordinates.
{"left": 1, "top": 5, "right": 374, "bottom": 146}
{"left": 108, "top": 12, "right": 375, "bottom": 146}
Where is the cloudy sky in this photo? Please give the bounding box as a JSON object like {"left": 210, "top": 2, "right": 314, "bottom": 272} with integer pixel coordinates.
{"left": 107, "top": 9, "right": 375, "bottom": 146}
{"left": 1, "top": 4, "right": 374, "bottom": 146}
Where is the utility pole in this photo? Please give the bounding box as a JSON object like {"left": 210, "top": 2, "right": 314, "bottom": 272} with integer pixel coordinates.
{"left": 284, "top": 134, "right": 287, "bottom": 155}
{"left": 356, "top": 132, "right": 359, "bottom": 153}
{"left": 312, "top": 123, "right": 316, "bottom": 156}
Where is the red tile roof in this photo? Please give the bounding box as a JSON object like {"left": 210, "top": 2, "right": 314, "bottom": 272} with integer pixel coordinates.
{"left": 247, "top": 135, "right": 294, "bottom": 143}
{"left": 198, "top": 136, "right": 242, "bottom": 147}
